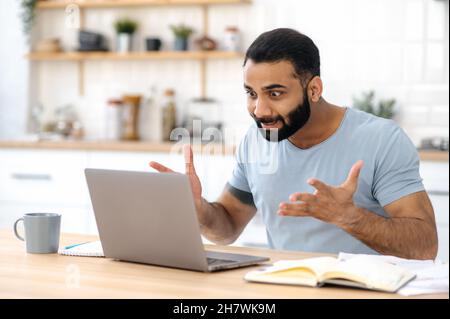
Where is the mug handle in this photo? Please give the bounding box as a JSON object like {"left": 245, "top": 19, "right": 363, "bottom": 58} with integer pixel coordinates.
{"left": 14, "top": 218, "right": 25, "bottom": 241}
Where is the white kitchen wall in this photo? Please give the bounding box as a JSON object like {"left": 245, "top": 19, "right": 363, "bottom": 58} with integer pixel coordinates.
{"left": 0, "top": 0, "right": 29, "bottom": 138}
{"left": 0, "top": 0, "right": 448, "bottom": 145}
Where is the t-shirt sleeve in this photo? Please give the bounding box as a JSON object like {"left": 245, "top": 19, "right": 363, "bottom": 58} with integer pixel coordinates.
{"left": 228, "top": 132, "right": 252, "bottom": 193}
{"left": 372, "top": 123, "right": 425, "bottom": 207}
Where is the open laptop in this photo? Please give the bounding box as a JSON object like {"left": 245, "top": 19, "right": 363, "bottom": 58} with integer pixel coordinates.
{"left": 84, "top": 168, "right": 269, "bottom": 272}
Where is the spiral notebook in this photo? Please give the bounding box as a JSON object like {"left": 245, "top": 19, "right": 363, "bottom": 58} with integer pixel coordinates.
{"left": 58, "top": 241, "right": 105, "bottom": 257}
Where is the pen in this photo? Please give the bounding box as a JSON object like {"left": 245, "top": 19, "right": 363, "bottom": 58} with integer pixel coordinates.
{"left": 64, "top": 242, "right": 90, "bottom": 250}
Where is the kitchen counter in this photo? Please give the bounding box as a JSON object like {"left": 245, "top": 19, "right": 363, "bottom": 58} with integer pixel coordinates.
{"left": 0, "top": 140, "right": 236, "bottom": 156}
{"left": 416, "top": 150, "right": 449, "bottom": 162}
{"left": 0, "top": 140, "right": 448, "bottom": 161}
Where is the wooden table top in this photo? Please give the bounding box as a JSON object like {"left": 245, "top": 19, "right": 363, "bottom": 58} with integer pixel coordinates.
{"left": 0, "top": 230, "right": 447, "bottom": 299}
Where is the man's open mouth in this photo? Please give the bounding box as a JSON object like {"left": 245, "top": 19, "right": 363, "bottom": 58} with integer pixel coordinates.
{"left": 261, "top": 120, "right": 279, "bottom": 128}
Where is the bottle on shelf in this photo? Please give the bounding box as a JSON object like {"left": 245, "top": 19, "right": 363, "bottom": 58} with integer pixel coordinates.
{"left": 161, "top": 89, "right": 177, "bottom": 142}
{"left": 140, "top": 86, "right": 162, "bottom": 142}
{"left": 105, "top": 98, "right": 123, "bottom": 140}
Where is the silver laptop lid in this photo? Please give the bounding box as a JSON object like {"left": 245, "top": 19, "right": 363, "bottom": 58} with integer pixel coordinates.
{"left": 85, "top": 168, "right": 209, "bottom": 272}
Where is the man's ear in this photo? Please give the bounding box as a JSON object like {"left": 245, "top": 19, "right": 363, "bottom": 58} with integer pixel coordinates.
{"left": 308, "top": 76, "right": 323, "bottom": 103}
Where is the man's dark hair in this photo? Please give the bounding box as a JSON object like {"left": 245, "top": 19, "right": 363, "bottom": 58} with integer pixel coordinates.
{"left": 244, "top": 28, "right": 320, "bottom": 82}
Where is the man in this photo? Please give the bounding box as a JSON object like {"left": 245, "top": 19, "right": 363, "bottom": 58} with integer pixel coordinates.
{"left": 150, "top": 28, "right": 438, "bottom": 260}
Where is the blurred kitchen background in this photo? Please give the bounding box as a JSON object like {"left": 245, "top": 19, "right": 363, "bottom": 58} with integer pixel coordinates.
{"left": 0, "top": 0, "right": 448, "bottom": 260}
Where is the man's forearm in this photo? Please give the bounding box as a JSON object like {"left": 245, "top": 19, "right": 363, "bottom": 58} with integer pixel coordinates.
{"left": 340, "top": 206, "right": 438, "bottom": 260}
{"left": 197, "top": 198, "right": 238, "bottom": 245}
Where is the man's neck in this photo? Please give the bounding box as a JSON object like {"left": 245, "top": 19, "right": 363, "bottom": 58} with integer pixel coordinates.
{"left": 287, "top": 99, "right": 346, "bottom": 149}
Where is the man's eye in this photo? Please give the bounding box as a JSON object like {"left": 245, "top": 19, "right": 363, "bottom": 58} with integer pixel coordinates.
{"left": 270, "top": 91, "right": 283, "bottom": 97}
{"left": 246, "top": 91, "right": 257, "bottom": 98}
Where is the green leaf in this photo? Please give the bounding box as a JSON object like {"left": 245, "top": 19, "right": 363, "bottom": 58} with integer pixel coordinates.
{"left": 114, "top": 18, "right": 138, "bottom": 34}
{"left": 352, "top": 90, "right": 396, "bottom": 119}
{"left": 19, "top": 0, "right": 37, "bottom": 44}
{"left": 169, "top": 24, "right": 194, "bottom": 38}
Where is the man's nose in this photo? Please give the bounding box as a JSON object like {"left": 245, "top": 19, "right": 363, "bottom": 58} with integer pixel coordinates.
{"left": 253, "top": 98, "right": 273, "bottom": 119}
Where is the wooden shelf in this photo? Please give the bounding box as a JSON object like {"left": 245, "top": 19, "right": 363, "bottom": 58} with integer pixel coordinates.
{"left": 26, "top": 50, "right": 244, "bottom": 96}
{"left": 26, "top": 51, "right": 244, "bottom": 61}
{"left": 31, "top": 0, "right": 250, "bottom": 97}
{"left": 37, "top": 0, "right": 251, "bottom": 9}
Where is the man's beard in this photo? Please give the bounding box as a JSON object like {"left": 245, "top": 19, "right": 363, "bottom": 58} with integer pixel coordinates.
{"left": 251, "top": 89, "right": 311, "bottom": 142}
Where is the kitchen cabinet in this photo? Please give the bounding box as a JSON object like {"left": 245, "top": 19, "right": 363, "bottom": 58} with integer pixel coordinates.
{"left": 0, "top": 202, "right": 90, "bottom": 234}
{"left": 0, "top": 206, "right": 91, "bottom": 234}
{"left": 0, "top": 149, "right": 91, "bottom": 234}
{"left": 87, "top": 151, "right": 184, "bottom": 173}
{"left": 0, "top": 149, "right": 89, "bottom": 205}
{"left": 420, "top": 161, "right": 449, "bottom": 193}
{"left": 420, "top": 161, "right": 449, "bottom": 262}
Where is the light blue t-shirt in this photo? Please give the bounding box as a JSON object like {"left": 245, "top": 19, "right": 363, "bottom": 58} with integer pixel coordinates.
{"left": 228, "top": 107, "right": 425, "bottom": 254}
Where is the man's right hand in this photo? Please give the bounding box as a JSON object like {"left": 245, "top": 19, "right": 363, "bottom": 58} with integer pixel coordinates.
{"left": 149, "top": 144, "right": 204, "bottom": 214}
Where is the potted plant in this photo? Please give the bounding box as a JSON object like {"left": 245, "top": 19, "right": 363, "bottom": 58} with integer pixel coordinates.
{"left": 353, "top": 91, "right": 396, "bottom": 119}
{"left": 114, "top": 18, "right": 138, "bottom": 52}
{"left": 20, "top": 0, "right": 38, "bottom": 45}
{"left": 170, "top": 24, "right": 194, "bottom": 51}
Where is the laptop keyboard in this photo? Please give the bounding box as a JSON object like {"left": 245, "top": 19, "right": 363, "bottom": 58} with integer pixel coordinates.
{"left": 207, "top": 257, "right": 236, "bottom": 265}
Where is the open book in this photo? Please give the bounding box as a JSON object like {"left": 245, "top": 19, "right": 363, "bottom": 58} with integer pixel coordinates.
{"left": 244, "top": 255, "right": 416, "bottom": 293}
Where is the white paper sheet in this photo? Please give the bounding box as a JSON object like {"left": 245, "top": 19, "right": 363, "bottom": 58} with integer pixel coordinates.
{"left": 338, "top": 252, "right": 449, "bottom": 296}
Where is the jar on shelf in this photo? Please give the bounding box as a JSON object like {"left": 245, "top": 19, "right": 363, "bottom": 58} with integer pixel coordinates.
{"left": 223, "top": 26, "right": 240, "bottom": 52}
{"left": 70, "top": 120, "right": 85, "bottom": 140}
{"left": 122, "top": 95, "right": 142, "bottom": 141}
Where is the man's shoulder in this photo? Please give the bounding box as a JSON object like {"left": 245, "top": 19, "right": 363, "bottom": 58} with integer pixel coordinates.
{"left": 346, "top": 108, "right": 416, "bottom": 160}
{"left": 346, "top": 107, "right": 401, "bottom": 139}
